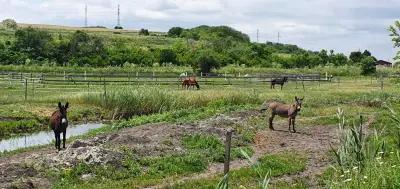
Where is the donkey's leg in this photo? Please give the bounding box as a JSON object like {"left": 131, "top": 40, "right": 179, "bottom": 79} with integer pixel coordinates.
{"left": 54, "top": 131, "right": 58, "bottom": 149}
{"left": 281, "top": 84, "right": 283, "bottom": 90}
{"left": 292, "top": 118, "right": 296, "bottom": 133}
{"left": 57, "top": 132, "right": 61, "bottom": 151}
{"left": 269, "top": 113, "right": 275, "bottom": 130}
{"left": 288, "top": 118, "right": 292, "bottom": 133}
{"left": 62, "top": 131, "right": 66, "bottom": 149}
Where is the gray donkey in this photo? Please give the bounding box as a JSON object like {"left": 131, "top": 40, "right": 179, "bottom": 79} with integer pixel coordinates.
{"left": 260, "top": 96, "right": 304, "bottom": 133}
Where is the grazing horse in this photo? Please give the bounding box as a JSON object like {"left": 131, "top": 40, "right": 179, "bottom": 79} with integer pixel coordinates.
{"left": 260, "top": 96, "right": 304, "bottom": 133}
{"left": 50, "top": 102, "right": 69, "bottom": 151}
{"left": 271, "top": 76, "right": 288, "bottom": 90}
{"left": 182, "top": 78, "right": 200, "bottom": 90}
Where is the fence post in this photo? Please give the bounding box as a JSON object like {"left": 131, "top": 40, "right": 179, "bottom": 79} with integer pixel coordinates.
{"left": 224, "top": 129, "right": 233, "bottom": 186}
{"left": 103, "top": 79, "right": 107, "bottom": 104}
{"left": 32, "top": 76, "right": 35, "bottom": 99}
{"left": 84, "top": 71, "right": 87, "bottom": 81}
{"left": 24, "top": 78, "right": 28, "bottom": 101}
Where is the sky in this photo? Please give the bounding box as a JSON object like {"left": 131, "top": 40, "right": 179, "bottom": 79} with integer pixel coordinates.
{"left": 0, "top": 0, "right": 399, "bottom": 61}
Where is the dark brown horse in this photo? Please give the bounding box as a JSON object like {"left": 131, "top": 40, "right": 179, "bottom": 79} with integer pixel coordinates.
{"left": 260, "top": 96, "right": 303, "bottom": 133}
{"left": 271, "top": 76, "right": 288, "bottom": 90}
{"left": 50, "top": 102, "right": 69, "bottom": 151}
{"left": 182, "top": 78, "right": 200, "bottom": 90}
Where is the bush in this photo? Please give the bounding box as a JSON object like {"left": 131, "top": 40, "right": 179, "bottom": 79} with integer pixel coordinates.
{"left": 361, "top": 56, "right": 376, "bottom": 75}
{"left": 168, "top": 27, "right": 184, "bottom": 37}
{"left": 1, "top": 18, "right": 17, "bottom": 29}
{"left": 139, "top": 28, "right": 149, "bottom": 36}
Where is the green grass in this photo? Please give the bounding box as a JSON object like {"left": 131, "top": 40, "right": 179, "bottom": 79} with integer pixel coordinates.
{"left": 171, "top": 152, "right": 307, "bottom": 189}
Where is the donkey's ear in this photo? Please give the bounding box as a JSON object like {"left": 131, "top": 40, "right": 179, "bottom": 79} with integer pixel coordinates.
{"left": 58, "top": 102, "right": 62, "bottom": 109}
{"left": 65, "top": 102, "right": 69, "bottom": 109}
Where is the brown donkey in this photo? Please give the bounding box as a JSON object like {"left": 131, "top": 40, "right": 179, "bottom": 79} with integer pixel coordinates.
{"left": 50, "top": 102, "right": 69, "bottom": 151}
{"left": 260, "top": 97, "right": 303, "bottom": 133}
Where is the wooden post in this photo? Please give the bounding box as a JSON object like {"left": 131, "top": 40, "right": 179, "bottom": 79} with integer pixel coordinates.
{"left": 84, "top": 71, "right": 87, "bottom": 81}
{"left": 24, "top": 78, "right": 28, "bottom": 101}
{"left": 224, "top": 129, "right": 233, "bottom": 185}
{"left": 103, "top": 79, "right": 107, "bottom": 104}
{"left": 32, "top": 76, "right": 35, "bottom": 99}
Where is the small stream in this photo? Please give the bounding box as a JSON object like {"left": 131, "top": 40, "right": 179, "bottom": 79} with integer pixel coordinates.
{"left": 0, "top": 123, "right": 104, "bottom": 153}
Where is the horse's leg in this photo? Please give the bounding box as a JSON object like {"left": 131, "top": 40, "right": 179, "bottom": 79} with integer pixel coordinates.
{"left": 292, "top": 118, "right": 296, "bottom": 133}
{"left": 281, "top": 84, "right": 283, "bottom": 90}
{"left": 288, "top": 118, "right": 292, "bottom": 133}
{"left": 269, "top": 113, "right": 275, "bottom": 130}
{"left": 62, "top": 130, "right": 66, "bottom": 149}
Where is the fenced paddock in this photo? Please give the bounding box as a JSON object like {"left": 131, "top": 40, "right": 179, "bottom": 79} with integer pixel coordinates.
{"left": 0, "top": 71, "right": 395, "bottom": 102}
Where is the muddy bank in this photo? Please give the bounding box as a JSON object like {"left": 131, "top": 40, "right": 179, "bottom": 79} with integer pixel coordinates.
{"left": 0, "top": 110, "right": 260, "bottom": 188}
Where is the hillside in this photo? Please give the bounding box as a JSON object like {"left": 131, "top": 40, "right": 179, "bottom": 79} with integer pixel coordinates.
{"left": 0, "top": 22, "right": 376, "bottom": 73}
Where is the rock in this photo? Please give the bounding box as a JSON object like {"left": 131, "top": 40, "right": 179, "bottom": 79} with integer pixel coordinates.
{"left": 80, "top": 173, "right": 94, "bottom": 181}
{"left": 70, "top": 140, "right": 91, "bottom": 148}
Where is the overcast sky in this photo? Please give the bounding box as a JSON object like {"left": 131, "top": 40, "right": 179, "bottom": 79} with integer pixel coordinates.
{"left": 1, "top": 0, "right": 399, "bottom": 61}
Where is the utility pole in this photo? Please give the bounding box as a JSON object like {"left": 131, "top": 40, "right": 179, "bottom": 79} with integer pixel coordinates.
{"left": 277, "top": 32, "right": 280, "bottom": 43}
{"left": 117, "top": 4, "right": 121, "bottom": 27}
{"left": 256, "top": 29, "right": 259, "bottom": 43}
{"left": 84, "top": 4, "right": 88, "bottom": 27}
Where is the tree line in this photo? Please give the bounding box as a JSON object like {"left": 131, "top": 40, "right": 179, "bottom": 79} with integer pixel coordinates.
{"left": 0, "top": 20, "right": 378, "bottom": 74}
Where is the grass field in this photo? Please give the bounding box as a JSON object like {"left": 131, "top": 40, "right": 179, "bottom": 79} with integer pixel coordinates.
{"left": 1, "top": 71, "right": 400, "bottom": 188}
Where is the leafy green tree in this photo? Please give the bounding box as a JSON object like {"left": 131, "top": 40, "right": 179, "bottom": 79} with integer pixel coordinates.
{"left": 389, "top": 20, "right": 400, "bottom": 62}
{"left": 349, "top": 51, "right": 363, "bottom": 63}
{"left": 67, "top": 31, "right": 108, "bottom": 66}
{"left": 14, "top": 27, "right": 52, "bottom": 59}
{"left": 360, "top": 56, "right": 376, "bottom": 75}
{"left": 1, "top": 18, "right": 17, "bottom": 29}
{"left": 159, "top": 49, "right": 178, "bottom": 65}
{"left": 168, "top": 27, "right": 184, "bottom": 37}
{"left": 191, "top": 50, "right": 220, "bottom": 73}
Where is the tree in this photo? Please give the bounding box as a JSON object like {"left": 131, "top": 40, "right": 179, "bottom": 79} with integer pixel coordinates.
{"left": 67, "top": 31, "right": 108, "bottom": 66}
{"left": 362, "top": 50, "right": 371, "bottom": 57}
{"left": 349, "top": 51, "right": 363, "bottom": 63}
{"left": 168, "top": 27, "right": 184, "bottom": 37}
{"left": 14, "top": 27, "right": 52, "bottom": 59}
{"left": 139, "top": 28, "right": 149, "bottom": 36}
{"left": 191, "top": 50, "right": 220, "bottom": 73}
{"left": 1, "top": 19, "right": 17, "bottom": 29}
{"left": 389, "top": 20, "right": 400, "bottom": 62}
{"left": 159, "top": 49, "right": 178, "bottom": 65}
{"left": 360, "top": 56, "right": 376, "bottom": 75}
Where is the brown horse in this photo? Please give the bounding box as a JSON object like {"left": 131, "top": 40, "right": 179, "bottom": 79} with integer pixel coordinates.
{"left": 260, "top": 96, "right": 303, "bottom": 133}
{"left": 50, "top": 102, "right": 69, "bottom": 151}
{"left": 182, "top": 78, "right": 200, "bottom": 90}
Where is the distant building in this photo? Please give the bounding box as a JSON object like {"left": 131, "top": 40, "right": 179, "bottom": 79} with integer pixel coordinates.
{"left": 375, "top": 60, "right": 393, "bottom": 68}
